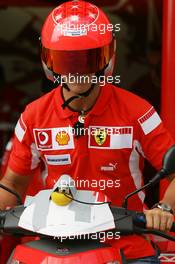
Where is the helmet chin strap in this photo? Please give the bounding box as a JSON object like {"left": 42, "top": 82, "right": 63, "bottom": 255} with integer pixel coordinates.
{"left": 61, "top": 82, "right": 96, "bottom": 109}
{"left": 61, "top": 65, "right": 108, "bottom": 110}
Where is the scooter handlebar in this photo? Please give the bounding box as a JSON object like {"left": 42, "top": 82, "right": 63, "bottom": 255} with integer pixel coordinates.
{"left": 0, "top": 206, "right": 175, "bottom": 238}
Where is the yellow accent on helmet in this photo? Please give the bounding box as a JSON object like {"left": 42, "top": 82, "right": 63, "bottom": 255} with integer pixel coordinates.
{"left": 51, "top": 191, "right": 73, "bottom": 206}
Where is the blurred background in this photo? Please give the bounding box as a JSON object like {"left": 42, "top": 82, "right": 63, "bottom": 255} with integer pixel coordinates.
{"left": 0, "top": 0, "right": 163, "bottom": 206}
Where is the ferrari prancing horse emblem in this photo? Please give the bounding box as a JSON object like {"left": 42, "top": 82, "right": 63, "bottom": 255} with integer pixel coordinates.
{"left": 94, "top": 128, "right": 107, "bottom": 146}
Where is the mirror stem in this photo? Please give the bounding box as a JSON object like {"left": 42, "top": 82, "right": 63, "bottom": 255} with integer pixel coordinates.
{"left": 122, "top": 169, "right": 166, "bottom": 209}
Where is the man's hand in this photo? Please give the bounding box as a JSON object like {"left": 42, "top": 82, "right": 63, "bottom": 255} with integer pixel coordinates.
{"left": 0, "top": 167, "right": 32, "bottom": 210}
{"left": 144, "top": 208, "right": 174, "bottom": 231}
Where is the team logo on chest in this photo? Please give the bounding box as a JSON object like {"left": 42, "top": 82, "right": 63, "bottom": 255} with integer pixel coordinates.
{"left": 94, "top": 128, "right": 107, "bottom": 146}
{"left": 88, "top": 126, "right": 133, "bottom": 149}
{"left": 33, "top": 127, "right": 74, "bottom": 150}
{"left": 56, "top": 131, "right": 70, "bottom": 146}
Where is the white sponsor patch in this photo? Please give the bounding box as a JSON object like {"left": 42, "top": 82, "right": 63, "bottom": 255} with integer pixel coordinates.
{"left": 88, "top": 126, "right": 133, "bottom": 149}
{"left": 63, "top": 28, "right": 87, "bottom": 36}
{"left": 15, "top": 114, "right": 27, "bottom": 142}
{"left": 138, "top": 107, "right": 161, "bottom": 135}
{"left": 45, "top": 154, "right": 71, "bottom": 165}
{"left": 33, "top": 127, "right": 74, "bottom": 151}
{"left": 110, "top": 133, "right": 133, "bottom": 149}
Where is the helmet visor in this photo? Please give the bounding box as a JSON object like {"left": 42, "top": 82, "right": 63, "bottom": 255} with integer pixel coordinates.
{"left": 41, "top": 38, "right": 116, "bottom": 75}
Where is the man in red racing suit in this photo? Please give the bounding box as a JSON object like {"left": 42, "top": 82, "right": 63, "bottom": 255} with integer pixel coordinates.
{"left": 0, "top": 1, "right": 175, "bottom": 263}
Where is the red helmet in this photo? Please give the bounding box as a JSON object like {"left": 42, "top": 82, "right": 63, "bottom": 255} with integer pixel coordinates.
{"left": 41, "top": 0, "right": 116, "bottom": 81}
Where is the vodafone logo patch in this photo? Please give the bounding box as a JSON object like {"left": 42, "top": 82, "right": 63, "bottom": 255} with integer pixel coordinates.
{"left": 39, "top": 132, "right": 49, "bottom": 145}
{"left": 34, "top": 130, "right": 52, "bottom": 149}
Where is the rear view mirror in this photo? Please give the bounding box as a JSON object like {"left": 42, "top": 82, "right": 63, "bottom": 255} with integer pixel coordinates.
{"left": 162, "top": 145, "right": 175, "bottom": 175}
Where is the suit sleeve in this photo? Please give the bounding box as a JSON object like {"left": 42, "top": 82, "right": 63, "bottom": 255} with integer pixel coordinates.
{"left": 135, "top": 101, "right": 174, "bottom": 170}
{"left": 8, "top": 107, "right": 40, "bottom": 175}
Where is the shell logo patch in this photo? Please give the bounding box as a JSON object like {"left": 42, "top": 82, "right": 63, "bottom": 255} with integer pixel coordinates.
{"left": 56, "top": 131, "right": 70, "bottom": 146}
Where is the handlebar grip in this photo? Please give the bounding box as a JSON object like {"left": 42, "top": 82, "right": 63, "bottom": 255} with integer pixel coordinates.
{"left": 134, "top": 214, "right": 175, "bottom": 232}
